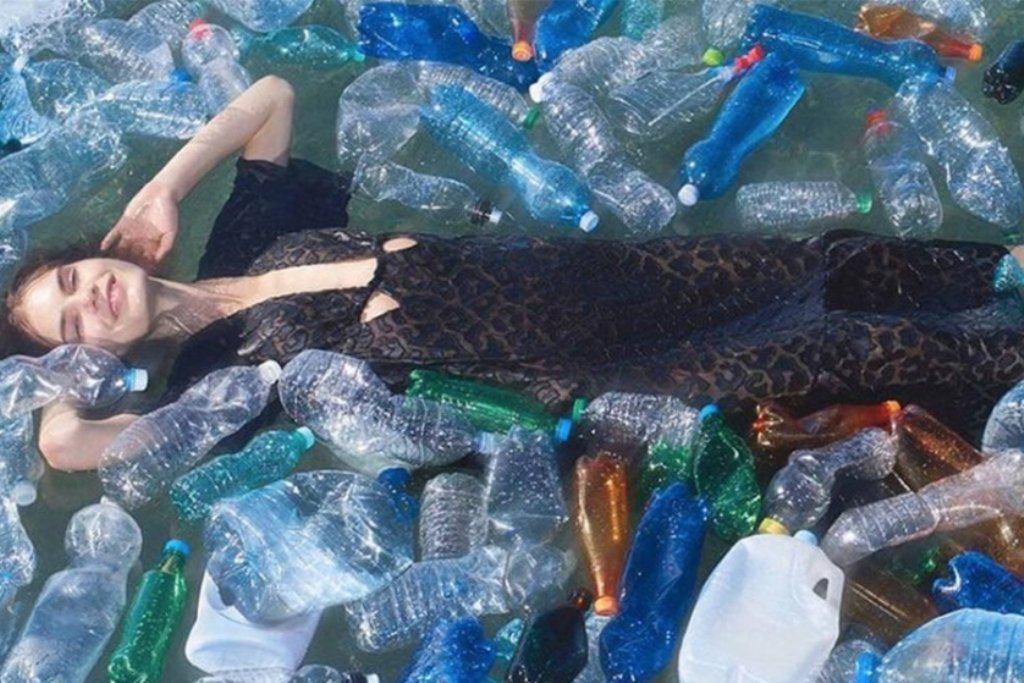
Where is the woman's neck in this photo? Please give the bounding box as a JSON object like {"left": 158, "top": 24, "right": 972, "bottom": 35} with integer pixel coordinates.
{"left": 147, "top": 277, "right": 248, "bottom": 342}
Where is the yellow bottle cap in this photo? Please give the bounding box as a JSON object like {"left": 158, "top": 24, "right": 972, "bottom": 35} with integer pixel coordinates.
{"left": 758, "top": 518, "right": 789, "bottom": 535}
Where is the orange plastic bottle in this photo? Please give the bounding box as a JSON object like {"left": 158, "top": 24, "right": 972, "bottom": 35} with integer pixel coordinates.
{"left": 508, "top": 0, "right": 553, "bottom": 61}
{"left": 856, "top": 5, "right": 983, "bottom": 61}
{"left": 573, "top": 452, "right": 630, "bottom": 615}
{"left": 843, "top": 567, "right": 939, "bottom": 644}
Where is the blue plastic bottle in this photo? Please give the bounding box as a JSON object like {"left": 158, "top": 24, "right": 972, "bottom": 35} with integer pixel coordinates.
{"left": 532, "top": 0, "right": 619, "bottom": 70}
{"left": 397, "top": 617, "right": 496, "bottom": 683}
{"left": 422, "top": 85, "right": 598, "bottom": 231}
{"left": 740, "top": 5, "right": 952, "bottom": 90}
{"left": 506, "top": 589, "right": 592, "bottom": 683}
{"left": 932, "top": 551, "right": 1024, "bottom": 615}
{"left": 677, "top": 52, "right": 805, "bottom": 206}
{"left": 599, "top": 483, "right": 706, "bottom": 683}
{"left": 357, "top": 3, "right": 539, "bottom": 90}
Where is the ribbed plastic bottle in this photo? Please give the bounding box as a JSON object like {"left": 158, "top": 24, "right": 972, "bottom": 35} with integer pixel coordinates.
{"left": 692, "top": 405, "right": 761, "bottom": 540}
{"left": 984, "top": 39, "right": 1024, "bottom": 103}
{"left": 207, "top": 0, "right": 314, "bottom": 32}
{"left": 862, "top": 108, "right": 943, "bottom": 238}
{"left": 418, "top": 472, "right": 489, "bottom": 560}
{"left": 506, "top": 589, "right": 591, "bottom": 683}
{"left": 573, "top": 453, "right": 629, "bottom": 616}
{"left": 677, "top": 52, "right": 805, "bottom": 206}
{"left": 621, "top": 0, "right": 664, "bottom": 39}
{"left": 127, "top": 0, "right": 204, "bottom": 47}
{"left": 182, "top": 20, "right": 253, "bottom": 115}
{"left": 736, "top": 181, "right": 873, "bottom": 235}
{"left": 398, "top": 617, "right": 495, "bottom": 683}
{"left": 703, "top": 0, "right": 770, "bottom": 50}
{"left": 570, "top": 392, "right": 700, "bottom": 455}
{"left": 932, "top": 550, "right": 1024, "bottom": 614}
{"left": 232, "top": 25, "right": 366, "bottom": 69}
{"left": 73, "top": 18, "right": 176, "bottom": 83}
{"left": 893, "top": 74, "right": 1023, "bottom": 230}
{"left": 169, "top": 427, "right": 315, "bottom": 524}
{"left": 856, "top": 5, "right": 983, "bottom": 61}
{"left": 98, "top": 361, "right": 280, "bottom": 510}
{"left": 92, "top": 78, "right": 207, "bottom": 139}
{"left": 0, "top": 495, "right": 35, "bottom": 608}
{"left": 0, "top": 502, "right": 141, "bottom": 683}
{"left": 0, "top": 413, "right": 43, "bottom": 506}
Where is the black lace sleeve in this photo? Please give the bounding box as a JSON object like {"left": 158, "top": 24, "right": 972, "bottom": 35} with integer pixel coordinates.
{"left": 197, "top": 158, "right": 353, "bottom": 279}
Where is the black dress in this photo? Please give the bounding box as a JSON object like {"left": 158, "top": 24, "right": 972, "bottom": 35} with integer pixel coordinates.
{"left": 166, "top": 158, "right": 1024, "bottom": 434}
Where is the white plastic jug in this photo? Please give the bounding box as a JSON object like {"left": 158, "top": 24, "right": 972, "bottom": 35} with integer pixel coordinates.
{"left": 677, "top": 530, "right": 844, "bottom": 683}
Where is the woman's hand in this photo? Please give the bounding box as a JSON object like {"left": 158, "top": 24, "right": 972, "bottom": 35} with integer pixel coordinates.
{"left": 101, "top": 181, "right": 180, "bottom": 271}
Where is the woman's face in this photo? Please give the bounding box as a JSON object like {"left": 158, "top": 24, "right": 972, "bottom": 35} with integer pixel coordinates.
{"left": 14, "top": 258, "right": 155, "bottom": 354}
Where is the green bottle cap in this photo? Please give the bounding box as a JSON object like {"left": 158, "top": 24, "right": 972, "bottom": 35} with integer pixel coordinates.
{"left": 571, "top": 397, "right": 588, "bottom": 422}
{"left": 352, "top": 49, "right": 367, "bottom": 63}
{"left": 702, "top": 47, "right": 725, "bottom": 67}
{"left": 163, "top": 539, "right": 190, "bottom": 560}
{"left": 855, "top": 192, "right": 873, "bottom": 214}
{"left": 522, "top": 106, "right": 541, "bottom": 130}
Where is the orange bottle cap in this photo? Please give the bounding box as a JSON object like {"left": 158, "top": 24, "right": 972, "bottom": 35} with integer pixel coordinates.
{"left": 969, "top": 43, "right": 983, "bottom": 62}
{"left": 512, "top": 41, "right": 534, "bottom": 62}
{"left": 594, "top": 595, "right": 618, "bottom": 615}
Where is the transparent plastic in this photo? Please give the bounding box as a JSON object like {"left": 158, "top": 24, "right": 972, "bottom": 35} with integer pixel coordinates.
{"left": 207, "top": 0, "right": 314, "bottom": 32}
{"left": 418, "top": 472, "right": 489, "bottom": 560}
{"left": 182, "top": 21, "right": 252, "bottom": 115}
{"left": 20, "top": 58, "right": 110, "bottom": 121}
{"left": 736, "top": 181, "right": 873, "bottom": 235}
{"left": 983, "top": 378, "right": 1024, "bottom": 452}
{"left": 72, "top": 18, "right": 175, "bottom": 83}
{"left": 0, "top": 496, "right": 34, "bottom": 609}
{"left": 92, "top": 79, "right": 207, "bottom": 139}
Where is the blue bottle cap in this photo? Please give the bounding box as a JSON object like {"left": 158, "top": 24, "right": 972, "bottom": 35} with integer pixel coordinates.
{"left": 794, "top": 529, "right": 818, "bottom": 546}
{"left": 377, "top": 467, "right": 411, "bottom": 489}
{"left": 170, "top": 68, "right": 192, "bottom": 83}
{"left": 698, "top": 404, "right": 720, "bottom": 421}
{"left": 855, "top": 652, "right": 881, "bottom": 683}
{"left": 163, "top": 539, "right": 190, "bottom": 559}
{"left": 943, "top": 66, "right": 957, "bottom": 82}
{"left": 554, "top": 417, "right": 573, "bottom": 444}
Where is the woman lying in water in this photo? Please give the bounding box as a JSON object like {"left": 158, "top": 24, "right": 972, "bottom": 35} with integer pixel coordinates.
{"left": 2, "top": 76, "right": 1023, "bottom": 470}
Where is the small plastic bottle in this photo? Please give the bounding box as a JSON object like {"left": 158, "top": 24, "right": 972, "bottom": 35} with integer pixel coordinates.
{"left": 418, "top": 472, "right": 489, "bottom": 560}
{"left": 984, "top": 39, "right": 1024, "bottom": 103}
{"left": 73, "top": 18, "right": 176, "bottom": 83}
{"left": 856, "top": 5, "right": 983, "bottom": 61}
{"left": 182, "top": 20, "right": 253, "bottom": 115}
{"left": 573, "top": 453, "right": 629, "bottom": 616}
{"left": 736, "top": 181, "right": 873, "bottom": 235}
{"left": 506, "top": 589, "right": 591, "bottom": 683}
{"left": 692, "top": 405, "right": 761, "bottom": 540}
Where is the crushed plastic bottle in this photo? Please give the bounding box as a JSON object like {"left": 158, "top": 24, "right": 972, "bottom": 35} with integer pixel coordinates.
{"left": 506, "top": 589, "right": 591, "bottom": 683}
{"left": 99, "top": 361, "right": 280, "bottom": 510}
{"left": 127, "top": 0, "right": 204, "bottom": 47}
{"left": 571, "top": 392, "right": 700, "bottom": 455}
{"left": 207, "top": 0, "right": 314, "bottom": 32}
{"left": 419, "top": 472, "right": 489, "bottom": 560}
{"left": 20, "top": 58, "right": 110, "bottom": 121}
{"left": 736, "top": 181, "right": 873, "bottom": 235}
{"left": 573, "top": 453, "right": 629, "bottom": 616}
{"left": 72, "top": 18, "right": 176, "bottom": 83}
{"left": 182, "top": 20, "right": 253, "bottom": 116}
{"left": 0, "top": 414, "right": 43, "bottom": 506}
{"left": 692, "top": 405, "right": 761, "bottom": 540}
{"left": 0, "top": 60, "right": 55, "bottom": 147}
{"left": 984, "top": 39, "right": 1024, "bottom": 103}
{"left": 932, "top": 550, "right": 1024, "bottom": 614}
{"left": 752, "top": 400, "right": 900, "bottom": 460}
{"left": 703, "top": 0, "right": 773, "bottom": 50}
{"left": 232, "top": 25, "right": 366, "bottom": 69}
{"left": 983, "top": 378, "right": 1024, "bottom": 451}
{"left": 398, "top": 617, "right": 495, "bottom": 683}
{"left": 0, "top": 495, "right": 34, "bottom": 609}
{"left": 856, "top": 5, "right": 983, "bottom": 61}
{"left": 92, "top": 78, "right": 207, "bottom": 139}
{"left": 0, "top": 501, "right": 141, "bottom": 683}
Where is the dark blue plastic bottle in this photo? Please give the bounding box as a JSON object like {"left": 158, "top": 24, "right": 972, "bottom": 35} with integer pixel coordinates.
{"left": 533, "top": 0, "right": 619, "bottom": 70}
{"left": 740, "top": 5, "right": 952, "bottom": 90}
{"left": 357, "top": 3, "right": 539, "bottom": 90}
{"left": 506, "top": 589, "right": 592, "bottom": 683}
{"left": 599, "top": 483, "right": 707, "bottom": 683}
{"left": 677, "top": 52, "right": 804, "bottom": 206}
{"left": 397, "top": 617, "right": 496, "bottom": 683}
{"left": 932, "top": 551, "right": 1024, "bottom": 615}
{"left": 984, "top": 39, "right": 1024, "bottom": 103}
{"left": 376, "top": 467, "right": 419, "bottom": 529}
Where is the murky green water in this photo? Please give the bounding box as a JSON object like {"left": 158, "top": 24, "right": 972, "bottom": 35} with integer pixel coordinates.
{"left": 18, "top": 0, "right": 1024, "bottom": 680}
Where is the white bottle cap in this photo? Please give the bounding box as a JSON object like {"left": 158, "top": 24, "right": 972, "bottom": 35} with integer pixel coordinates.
{"left": 11, "top": 55, "right": 28, "bottom": 74}
{"left": 258, "top": 360, "right": 282, "bottom": 384}
{"left": 677, "top": 184, "right": 700, "bottom": 207}
{"left": 488, "top": 207, "right": 504, "bottom": 225}
{"left": 529, "top": 73, "right": 554, "bottom": 103}
{"left": 578, "top": 210, "right": 599, "bottom": 232}
{"left": 126, "top": 368, "right": 149, "bottom": 393}
{"left": 10, "top": 482, "right": 36, "bottom": 507}
{"left": 186, "top": 571, "right": 322, "bottom": 674}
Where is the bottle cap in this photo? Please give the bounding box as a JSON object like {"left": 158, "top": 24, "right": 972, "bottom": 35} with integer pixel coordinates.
{"left": 732, "top": 43, "right": 765, "bottom": 75}
{"left": 11, "top": 55, "right": 28, "bottom": 74}
{"left": 864, "top": 108, "right": 888, "bottom": 130}
{"left": 855, "top": 652, "right": 881, "bottom": 683}
{"left": 698, "top": 404, "right": 719, "bottom": 421}
{"left": 487, "top": 207, "right": 504, "bottom": 225}
{"left": 163, "top": 539, "right": 191, "bottom": 559}
{"left": 377, "top": 466, "right": 411, "bottom": 489}
{"left": 593, "top": 595, "right": 618, "bottom": 615}
{"left": 677, "top": 184, "right": 700, "bottom": 207}
{"left": 883, "top": 400, "right": 901, "bottom": 420}
{"left": 794, "top": 529, "right": 818, "bottom": 546}
{"left": 188, "top": 18, "right": 210, "bottom": 36}
{"left": 10, "top": 481, "right": 36, "bottom": 507}
{"left": 571, "top": 397, "right": 588, "bottom": 422}
{"left": 351, "top": 49, "right": 367, "bottom": 63}
{"left": 943, "top": 65, "right": 957, "bottom": 82}
{"left": 554, "top": 417, "right": 573, "bottom": 444}
{"left": 968, "top": 43, "right": 983, "bottom": 62}
{"left": 294, "top": 426, "right": 316, "bottom": 450}
{"left": 522, "top": 106, "right": 541, "bottom": 130}
{"left": 125, "top": 368, "right": 149, "bottom": 392}
{"left": 258, "top": 360, "right": 282, "bottom": 383}
{"left": 512, "top": 40, "right": 534, "bottom": 62}
{"left": 758, "top": 518, "right": 789, "bottom": 535}
{"left": 529, "top": 73, "right": 554, "bottom": 103}
{"left": 702, "top": 47, "right": 725, "bottom": 67}
{"left": 170, "top": 68, "right": 191, "bottom": 83}
{"left": 578, "top": 210, "right": 599, "bottom": 232}
{"left": 855, "top": 192, "right": 873, "bottom": 214}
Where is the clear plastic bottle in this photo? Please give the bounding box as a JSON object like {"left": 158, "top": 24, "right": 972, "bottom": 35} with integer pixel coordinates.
{"left": 198, "top": 668, "right": 374, "bottom": 683}
{"left": 0, "top": 414, "right": 43, "bottom": 506}
{"left": 736, "top": 181, "right": 873, "bottom": 235}
{"left": 0, "top": 501, "right": 141, "bottom": 683}
{"left": 822, "top": 448, "right": 1024, "bottom": 567}
{"left": 862, "top": 108, "right": 943, "bottom": 238}
{"left": 208, "top": 0, "right": 314, "bottom": 32}
{"left": 576, "top": 612, "right": 611, "bottom": 683}
{"left": 73, "top": 18, "right": 176, "bottom": 83}
{"left": 20, "top": 58, "right": 110, "bottom": 121}
{"left": 127, "top": 0, "right": 204, "bottom": 47}
{"left": 983, "top": 378, "right": 1024, "bottom": 452}
{"left": 532, "top": 0, "right": 619, "bottom": 70}
{"left": 817, "top": 634, "right": 883, "bottom": 683}
{"left": 418, "top": 472, "right": 489, "bottom": 560}
{"left": 893, "top": 74, "right": 1023, "bottom": 230}
{"left": 397, "top": 617, "right": 495, "bottom": 683}
{"left": 170, "top": 427, "right": 315, "bottom": 524}
{"left": 182, "top": 20, "right": 252, "bottom": 115}
{"left": 205, "top": 471, "right": 415, "bottom": 623}
{"left": 344, "top": 545, "right": 509, "bottom": 652}
{"left": 571, "top": 392, "right": 700, "bottom": 454}
{"left": 279, "top": 350, "right": 477, "bottom": 475}
{"left": 539, "top": 80, "right": 676, "bottom": 233}
{"left": 0, "top": 61, "right": 54, "bottom": 147}
{"left": 0, "top": 495, "right": 35, "bottom": 608}
{"left": 91, "top": 78, "right": 207, "bottom": 139}
{"left": 99, "top": 361, "right": 280, "bottom": 510}
{"left": 760, "top": 428, "right": 897, "bottom": 535}
{"left": 621, "top": 0, "right": 664, "bottom": 40}
{"left": 232, "top": 25, "right": 366, "bottom": 69}
{"left": 422, "top": 85, "right": 598, "bottom": 231}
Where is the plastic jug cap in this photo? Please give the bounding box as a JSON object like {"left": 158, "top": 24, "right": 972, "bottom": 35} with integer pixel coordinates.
{"left": 513, "top": 41, "right": 534, "bottom": 62}
{"left": 487, "top": 207, "right": 504, "bottom": 225}
{"left": 554, "top": 417, "right": 573, "bottom": 444}
{"left": 294, "top": 427, "right": 316, "bottom": 450}
{"left": 163, "top": 539, "right": 191, "bottom": 559}
{"left": 794, "top": 530, "right": 819, "bottom": 546}
{"left": 571, "top": 397, "right": 588, "bottom": 422}
{"left": 10, "top": 482, "right": 36, "bottom": 507}
{"left": 678, "top": 184, "right": 700, "bottom": 207}
{"left": 125, "top": 368, "right": 149, "bottom": 392}
{"left": 578, "top": 211, "right": 599, "bottom": 232}
{"left": 855, "top": 193, "right": 873, "bottom": 214}
{"left": 258, "top": 360, "right": 282, "bottom": 383}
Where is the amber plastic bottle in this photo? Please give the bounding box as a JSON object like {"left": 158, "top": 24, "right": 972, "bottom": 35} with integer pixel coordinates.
{"left": 573, "top": 453, "right": 630, "bottom": 615}
{"left": 857, "top": 5, "right": 983, "bottom": 61}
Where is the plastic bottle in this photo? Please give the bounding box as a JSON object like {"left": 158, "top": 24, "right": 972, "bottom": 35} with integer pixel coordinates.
{"left": 232, "top": 25, "right": 366, "bottom": 69}
{"left": 198, "top": 668, "right": 375, "bottom": 683}
{"left": 207, "top": 0, "right": 314, "bottom": 32}
{"left": 932, "top": 550, "right": 1024, "bottom": 614}
{"left": 169, "top": 427, "right": 315, "bottom": 524}
{"left": 532, "top": 0, "right": 619, "bottom": 70}
{"left": 99, "top": 361, "right": 279, "bottom": 510}
{"left": 817, "top": 634, "right": 884, "bottom": 683}
{"left": 279, "top": 350, "right": 476, "bottom": 475}
{"left": 760, "top": 428, "right": 897, "bottom": 535}
{"left": 539, "top": 80, "right": 676, "bottom": 233}
{"left": 92, "top": 78, "right": 207, "bottom": 140}
{"left": 344, "top": 545, "right": 510, "bottom": 652}
{"left": 0, "top": 496, "right": 35, "bottom": 608}
{"left": 856, "top": 5, "right": 982, "bottom": 61}
{"left": 983, "top": 378, "right": 1024, "bottom": 452}
{"left": 736, "top": 181, "right": 873, "bottom": 235}
{"left": 703, "top": 0, "right": 772, "bottom": 51}
{"left": 752, "top": 401, "right": 900, "bottom": 460}
{"left": 507, "top": 0, "right": 552, "bottom": 61}
{"left": 600, "top": 483, "right": 706, "bottom": 683}
{"left": 0, "top": 502, "right": 141, "bottom": 683}
{"left": 822, "top": 448, "right": 1024, "bottom": 567}
{"left": 573, "top": 453, "right": 629, "bottom": 616}
{"left": 637, "top": 441, "right": 693, "bottom": 510}
{"left": 621, "top": 0, "right": 664, "bottom": 40}
{"left": 419, "top": 472, "right": 489, "bottom": 560}
{"left": 575, "top": 612, "right": 610, "bottom": 683}
{"left": 677, "top": 531, "right": 844, "bottom": 683}
{"left": 893, "top": 404, "right": 984, "bottom": 488}
{"left": 204, "top": 471, "right": 414, "bottom": 623}
{"left": 127, "top": 0, "right": 204, "bottom": 47}
{"left": 422, "top": 85, "right": 597, "bottom": 231}
{"left": 856, "top": 609, "right": 1024, "bottom": 682}
{"left": 862, "top": 108, "right": 943, "bottom": 238}
{"left": 0, "top": 414, "right": 43, "bottom": 506}
{"left": 879, "top": 0, "right": 989, "bottom": 40}
{"left": 398, "top": 617, "right": 495, "bottom": 683}
{"left": 0, "top": 62, "right": 54, "bottom": 148}
{"left": 605, "top": 45, "right": 762, "bottom": 142}
{"left": 995, "top": 254, "right": 1024, "bottom": 292}
{"left": 984, "top": 39, "right": 1024, "bottom": 103}
{"left": 893, "top": 74, "right": 1023, "bottom": 230}
{"left": 677, "top": 52, "right": 805, "bottom": 207}
{"left": 739, "top": 5, "right": 951, "bottom": 90}
{"left": 20, "top": 58, "right": 111, "bottom": 121}
{"left": 506, "top": 589, "right": 591, "bottom": 683}
{"left": 570, "top": 392, "right": 700, "bottom": 455}
{"left": 692, "top": 405, "right": 761, "bottom": 540}
{"left": 844, "top": 569, "right": 938, "bottom": 645}
{"left": 107, "top": 539, "right": 191, "bottom": 683}
{"left": 182, "top": 20, "right": 253, "bottom": 116}
{"left": 72, "top": 18, "right": 176, "bottom": 83}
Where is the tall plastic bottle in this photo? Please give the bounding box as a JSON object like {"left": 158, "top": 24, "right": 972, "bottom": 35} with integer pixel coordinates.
{"left": 421, "top": 84, "right": 597, "bottom": 231}
{"left": 984, "top": 39, "right": 1024, "bottom": 103}
{"left": 99, "top": 361, "right": 280, "bottom": 510}
{"left": 20, "top": 58, "right": 111, "bottom": 121}
{"left": 932, "top": 550, "right": 1024, "bottom": 614}
{"left": 691, "top": 405, "right": 761, "bottom": 540}
{"left": 677, "top": 52, "right": 805, "bottom": 207}
{"left": 182, "top": 20, "right": 253, "bottom": 116}
{"left": 73, "top": 18, "right": 176, "bottom": 83}
{"left": 0, "top": 414, "right": 42, "bottom": 506}
{"left": 0, "top": 502, "right": 141, "bottom": 683}
{"left": 507, "top": 0, "right": 552, "bottom": 62}
{"left": 751, "top": 400, "right": 900, "bottom": 461}
{"left": 127, "top": 0, "right": 204, "bottom": 47}
{"left": 736, "top": 181, "right": 873, "bottom": 235}
{"left": 398, "top": 617, "right": 495, "bottom": 683}
{"left": 0, "top": 496, "right": 35, "bottom": 608}
{"left": 600, "top": 483, "right": 706, "bottom": 683}
{"left": 207, "top": 0, "right": 314, "bottom": 32}
{"left": 506, "top": 589, "right": 591, "bottom": 683}
{"left": 107, "top": 539, "right": 191, "bottom": 683}
{"left": 573, "top": 453, "right": 629, "bottom": 616}
{"left": 169, "top": 427, "right": 315, "bottom": 524}
{"left": 739, "top": 5, "right": 952, "bottom": 89}
{"left": 92, "top": 78, "right": 208, "bottom": 140}
{"left": 893, "top": 74, "right": 1023, "bottom": 230}
{"left": 419, "top": 472, "right": 489, "bottom": 560}
{"left": 856, "top": 5, "right": 983, "bottom": 61}
{"left": 232, "top": 25, "right": 366, "bottom": 69}
{"left": 571, "top": 392, "right": 699, "bottom": 455}
{"left": 677, "top": 531, "right": 844, "bottom": 683}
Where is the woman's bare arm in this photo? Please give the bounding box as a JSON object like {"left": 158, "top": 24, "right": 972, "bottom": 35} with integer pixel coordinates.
{"left": 38, "top": 402, "right": 138, "bottom": 472}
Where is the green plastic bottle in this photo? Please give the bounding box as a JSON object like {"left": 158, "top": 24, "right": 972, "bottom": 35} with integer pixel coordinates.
{"left": 637, "top": 440, "right": 694, "bottom": 508}
{"left": 108, "top": 540, "right": 190, "bottom": 683}
{"left": 692, "top": 405, "right": 761, "bottom": 540}
{"left": 233, "top": 25, "right": 366, "bottom": 69}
